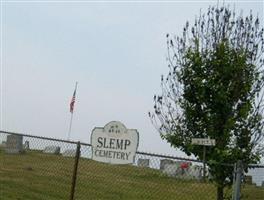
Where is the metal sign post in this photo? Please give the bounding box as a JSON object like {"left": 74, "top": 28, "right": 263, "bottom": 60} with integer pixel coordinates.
{"left": 202, "top": 145, "right": 206, "bottom": 181}
{"left": 191, "top": 138, "right": 216, "bottom": 181}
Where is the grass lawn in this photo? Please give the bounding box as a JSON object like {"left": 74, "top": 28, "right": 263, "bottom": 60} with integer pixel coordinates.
{"left": 0, "top": 149, "right": 263, "bottom": 200}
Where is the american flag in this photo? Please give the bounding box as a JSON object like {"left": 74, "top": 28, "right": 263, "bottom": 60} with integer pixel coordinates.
{"left": 70, "top": 88, "right": 77, "bottom": 113}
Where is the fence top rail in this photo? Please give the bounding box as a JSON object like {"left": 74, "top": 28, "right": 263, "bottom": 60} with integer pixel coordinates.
{"left": 1, "top": 130, "right": 263, "bottom": 166}
{"left": 248, "top": 164, "right": 264, "bottom": 168}
{"left": 0, "top": 130, "right": 79, "bottom": 144}
{"left": 136, "top": 151, "right": 204, "bottom": 163}
{"left": 0, "top": 130, "right": 202, "bottom": 162}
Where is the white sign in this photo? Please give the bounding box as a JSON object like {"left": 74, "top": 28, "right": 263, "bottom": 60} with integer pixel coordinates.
{"left": 91, "top": 121, "right": 139, "bottom": 164}
{"left": 191, "top": 138, "right": 216, "bottom": 146}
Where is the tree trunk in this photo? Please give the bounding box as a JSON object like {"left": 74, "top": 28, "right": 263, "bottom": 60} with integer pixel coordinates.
{"left": 217, "top": 186, "right": 224, "bottom": 200}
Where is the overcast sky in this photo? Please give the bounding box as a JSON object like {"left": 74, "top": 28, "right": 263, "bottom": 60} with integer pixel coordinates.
{"left": 1, "top": 0, "right": 263, "bottom": 156}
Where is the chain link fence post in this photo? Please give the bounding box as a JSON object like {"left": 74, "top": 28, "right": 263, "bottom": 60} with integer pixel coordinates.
{"left": 70, "top": 141, "right": 81, "bottom": 200}
{"left": 233, "top": 160, "right": 243, "bottom": 200}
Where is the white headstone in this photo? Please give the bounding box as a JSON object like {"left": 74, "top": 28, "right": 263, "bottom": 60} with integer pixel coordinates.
{"left": 246, "top": 168, "right": 264, "bottom": 187}
{"left": 23, "top": 141, "right": 29, "bottom": 150}
{"left": 5, "top": 135, "right": 23, "bottom": 154}
{"left": 137, "top": 159, "right": 150, "bottom": 168}
{"left": 62, "top": 149, "right": 76, "bottom": 157}
{"left": 190, "top": 165, "right": 203, "bottom": 180}
{"left": 91, "top": 121, "right": 139, "bottom": 164}
{"left": 0, "top": 141, "right": 6, "bottom": 148}
{"left": 163, "top": 163, "right": 179, "bottom": 177}
{"left": 43, "top": 146, "right": 60, "bottom": 154}
{"left": 160, "top": 159, "right": 175, "bottom": 170}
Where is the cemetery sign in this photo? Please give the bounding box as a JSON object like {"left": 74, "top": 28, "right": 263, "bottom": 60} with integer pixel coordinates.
{"left": 91, "top": 121, "right": 139, "bottom": 164}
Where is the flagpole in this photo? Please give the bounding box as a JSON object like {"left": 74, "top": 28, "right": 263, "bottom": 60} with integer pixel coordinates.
{"left": 67, "top": 82, "right": 78, "bottom": 140}
{"left": 67, "top": 112, "right": 74, "bottom": 140}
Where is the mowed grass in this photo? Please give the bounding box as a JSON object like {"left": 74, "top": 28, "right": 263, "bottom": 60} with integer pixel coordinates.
{"left": 0, "top": 149, "right": 263, "bottom": 200}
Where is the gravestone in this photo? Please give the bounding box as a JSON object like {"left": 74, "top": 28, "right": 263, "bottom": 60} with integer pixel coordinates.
{"left": 43, "top": 146, "right": 60, "bottom": 154}
{"left": 0, "top": 141, "right": 6, "bottom": 148}
{"left": 62, "top": 149, "right": 76, "bottom": 157}
{"left": 179, "top": 162, "right": 191, "bottom": 176}
{"left": 23, "top": 141, "right": 29, "bottom": 150}
{"left": 190, "top": 165, "right": 203, "bottom": 180}
{"left": 5, "top": 135, "right": 23, "bottom": 154}
{"left": 163, "top": 163, "right": 179, "bottom": 177}
{"left": 137, "top": 159, "right": 150, "bottom": 168}
{"left": 160, "top": 159, "right": 175, "bottom": 170}
{"left": 244, "top": 175, "right": 253, "bottom": 184}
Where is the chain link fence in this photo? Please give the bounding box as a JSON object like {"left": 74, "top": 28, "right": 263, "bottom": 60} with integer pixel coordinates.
{"left": 75, "top": 144, "right": 217, "bottom": 200}
{"left": 240, "top": 164, "right": 264, "bottom": 200}
{"left": 0, "top": 131, "right": 78, "bottom": 200}
{"left": 0, "top": 131, "right": 263, "bottom": 200}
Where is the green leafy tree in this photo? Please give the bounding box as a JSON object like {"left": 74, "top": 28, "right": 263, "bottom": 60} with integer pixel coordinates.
{"left": 150, "top": 5, "right": 264, "bottom": 200}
